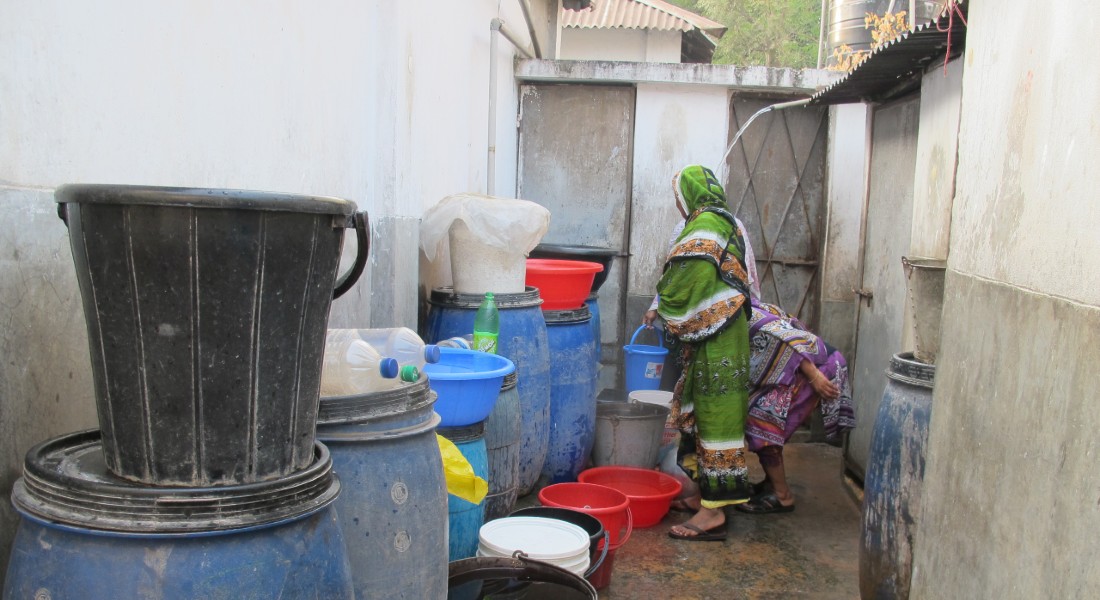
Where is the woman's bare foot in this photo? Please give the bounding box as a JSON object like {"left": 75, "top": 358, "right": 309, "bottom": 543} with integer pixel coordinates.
{"left": 670, "top": 494, "right": 701, "bottom": 512}
{"left": 668, "top": 506, "right": 725, "bottom": 538}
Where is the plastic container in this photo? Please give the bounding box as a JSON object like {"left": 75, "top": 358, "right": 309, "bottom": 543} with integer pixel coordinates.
{"left": 423, "top": 348, "right": 515, "bottom": 427}
{"left": 5, "top": 430, "right": 353, "bottom": 598}
{"left": 477, "top": 517, "right": 591, "bottom": 576}
{"left": 509, "top": 507, "right": 609, "bottom": 580}
{"left": 623, "top": 326, "right": 669, "bottom": 393}
{"left": 54, "top": 184, "right": 368, "bottom": 487}
{"left": 439, "top": 422, "right": 489, "bottom": 561}
{"left": 577, "top": 466, "right": 682, "bottom": 528}
{"left": 473, "top": 292, "right": 500, "bottom": 354}
{"left": 339, "top": 327, "right": 440, "bottom": 369}
{"left": 320, "top": 335, "right": 400, "bottom": 397}
{"left": 592, "top": 401, "right": 670, "bottom": 469}
{"left": 424, "top": 287, "right": 550, "bottom": 496}
{"left": 438, "top": 335, "right": 473, "bottom": 349}
{"left": 529, "top": 244, "right": 618, "bottom": 293}
{"left": 483, "top": 372, "right": 522, "bottom": 521}
{"left": 542, "top": 306, "right": 598, "bottom": 484}
{"left": 447, "top": 555, "right": 597, "bottom": 600}
{"left": 448, "top": 219, "right": 529, "bottom": 295}
{"left": 316, "top": 376, "right": 448, "bottom": 599}
{"left": 525, "top": 259, "right": 604, "bottom": 311}
{"left": 538, "top": 482, "right": 633, "bottom": 591}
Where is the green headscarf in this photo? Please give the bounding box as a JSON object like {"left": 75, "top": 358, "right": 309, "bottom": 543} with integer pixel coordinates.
{"left": 657, "top": 165, "right": 751, "bottom": 342}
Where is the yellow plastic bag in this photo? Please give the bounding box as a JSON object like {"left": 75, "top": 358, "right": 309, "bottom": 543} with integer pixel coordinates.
{"left": 437, "top": 434, "right": 488, "bottom": 504}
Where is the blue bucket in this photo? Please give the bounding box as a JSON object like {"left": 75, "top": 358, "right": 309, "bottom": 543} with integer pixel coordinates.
{"left": 623, "top": 326, "right": 668, "bottom": 393}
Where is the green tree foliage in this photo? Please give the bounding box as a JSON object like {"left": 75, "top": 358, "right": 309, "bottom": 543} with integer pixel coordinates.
{"left": 667, "top": 0, "right": 821, "bottom": 68}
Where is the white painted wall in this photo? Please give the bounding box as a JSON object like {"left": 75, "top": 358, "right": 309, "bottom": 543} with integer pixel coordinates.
{"left": 559, "top": 28, "right": 681, "bottom": 63}
{"left": 948, "top": 3, "right": 1100, "bottom": 306}
{"left": 0, "top": 0, "right": 541, "bottom": 579}
{"left": 910, "top": 58, "right": 964, "bottom": 260}
{"left": 628, "top": 83, "right": 731, "bottom": 296}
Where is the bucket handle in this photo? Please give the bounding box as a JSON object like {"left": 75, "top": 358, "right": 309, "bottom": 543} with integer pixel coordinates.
{"left": 333, "top": 211, "right": 370, "bottom": 299}
{"left": 584, "top": 530, "right": 610, "bottom": 578}
{"left": 629, "top": 325, "right": 664, "bottom": 348}
{"left": 613, "top": 506, "right": 633, "bottom": 548}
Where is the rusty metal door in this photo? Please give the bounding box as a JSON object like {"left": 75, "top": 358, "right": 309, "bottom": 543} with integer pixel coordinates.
{"left": 516, "top": 83, "right": 636, "bottom": 393}
{"left": 846, "top": 96, "right": 920, "bottom": 479}
{"left": 723, "top": 95, "right": 830, "bottom": 328}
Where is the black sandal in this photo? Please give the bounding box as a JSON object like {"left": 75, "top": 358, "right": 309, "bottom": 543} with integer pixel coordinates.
{"left": 735, "top": 492, "right": 795, "bottom": 514}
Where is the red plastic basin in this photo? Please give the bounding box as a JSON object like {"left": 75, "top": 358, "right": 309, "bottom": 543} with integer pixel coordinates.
{"left": 525, "top": 259, "right": 604, "bottom": 311}
{"left": 577, "top": 466, "right": 682, "bottom": 528}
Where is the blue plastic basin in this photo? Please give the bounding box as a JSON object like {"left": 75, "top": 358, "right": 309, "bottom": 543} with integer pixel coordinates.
{"left": 424, "top": 348, "right": 515, "bottom": 426}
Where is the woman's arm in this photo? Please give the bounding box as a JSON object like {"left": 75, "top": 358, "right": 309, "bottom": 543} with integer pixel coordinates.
{"left": 799, "top": 359, "right": 840, "bottom": 399}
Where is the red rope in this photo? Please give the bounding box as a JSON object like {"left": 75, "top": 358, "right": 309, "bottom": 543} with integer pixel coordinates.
{"left": 936, "top": 0, "right": 969, "bottom": 75}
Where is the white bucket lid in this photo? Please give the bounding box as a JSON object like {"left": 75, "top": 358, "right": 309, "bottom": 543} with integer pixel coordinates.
{"left": 629, "top": 390, "right": 674, "bottom": 408}
{"left": 478, "top": 516, "right": 591, "bottom": 561}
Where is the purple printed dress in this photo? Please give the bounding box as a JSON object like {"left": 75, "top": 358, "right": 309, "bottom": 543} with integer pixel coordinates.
{"left": 745, "top": 298, "right": 855, "bottom": 452}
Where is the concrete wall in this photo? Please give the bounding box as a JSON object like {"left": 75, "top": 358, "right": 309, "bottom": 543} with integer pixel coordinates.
{"left": 910, "top": 2, "right": 1100, "bottom": 596}
{"left": 819, "top": 103, "right": 869, "bottom": 360}
{"left": 558, "top": 28, "right": 681, "bottom": 63}
{"left": 0, "top": 0, "right": 545, "bottom": 579}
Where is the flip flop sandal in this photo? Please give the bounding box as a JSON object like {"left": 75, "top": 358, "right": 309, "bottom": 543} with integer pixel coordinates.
{"left": 667, "top": 522, "right": 727, "bottom": 542}
{"left": 734, "top": 492, "right": 795, "bottom": 514}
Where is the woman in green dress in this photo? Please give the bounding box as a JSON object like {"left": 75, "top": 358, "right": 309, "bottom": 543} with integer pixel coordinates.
{"left": 658, "top": 165, "right": 754, "bottom": 541}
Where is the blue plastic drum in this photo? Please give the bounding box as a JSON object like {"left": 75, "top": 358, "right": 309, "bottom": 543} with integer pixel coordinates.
{"left": 438, "top": 421, "right": 489, "bottom": 561}
{"left": 483, "top": 372, "right": 522, "bottom": 521}
{"left": 542, "top": 305, "right": 599, "bottom": 484}
{"left": 4, "top": 430, "right": 353, "bottom": 599}
{"left": 424, "top": 287, "right": 550, "bottom": 496}
{"left": 586, "top": 293, "right": 602, "bottom": 363}
{"left": 317, "top": 376, "right": 448, "bottom": 600}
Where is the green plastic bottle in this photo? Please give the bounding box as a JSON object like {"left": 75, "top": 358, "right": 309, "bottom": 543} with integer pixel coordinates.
{"left": 472, "top": 292, "right": 499, "bottom": 354}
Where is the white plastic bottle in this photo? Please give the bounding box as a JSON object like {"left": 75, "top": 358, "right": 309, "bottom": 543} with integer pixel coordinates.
{"left": 320, "top": 332, "right": 400, "bottom": 396}
{"left": 351, "top": 327, "right": 441, "bottom": 370}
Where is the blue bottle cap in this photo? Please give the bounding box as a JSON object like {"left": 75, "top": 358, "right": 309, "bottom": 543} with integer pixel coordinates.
{"left": 423, "top": 344, "right": 441, "bottom": 364}
{"left": 379, "top": 357, "right": 399, "bottom": 379}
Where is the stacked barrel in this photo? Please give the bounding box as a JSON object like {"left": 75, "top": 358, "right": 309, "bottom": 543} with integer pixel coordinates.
{"left": 4, "top": 185, "right": 366, "bottom": 598}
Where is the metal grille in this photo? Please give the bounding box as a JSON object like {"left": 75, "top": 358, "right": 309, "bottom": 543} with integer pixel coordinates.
{"left": 724, "top": 96, "right": 829, "bottom": 327}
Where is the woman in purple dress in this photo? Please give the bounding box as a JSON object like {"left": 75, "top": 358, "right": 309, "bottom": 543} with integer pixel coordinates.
{"left": 734, "top": 298, "right": 856, "bottom": 513}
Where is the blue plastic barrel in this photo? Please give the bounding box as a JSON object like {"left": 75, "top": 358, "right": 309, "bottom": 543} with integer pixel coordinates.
{"left": 4, "top": 430, "right": 353, "bottom": 599}
{"left": 542, "top": 305, "right": 599, "bottom": 484}
{"left": 586, "top": 293, "right": 602, "bottom": 363}
{"left": 424, "top": 287, "right": 550, "bottom": 496}
{"left": 317, "top": 376, "right": 448, "bottom": 599}
{"left": 860, "top": 352, "right": 934, "bottom": 600}
{"left": 438, "top": 421, "right": 489, "bottom": 561}
{"left": 623, "top": 326, "right": 668, "bottom": 393}
{"left": 483, "top": 372, "right": 522, "bottom": 521}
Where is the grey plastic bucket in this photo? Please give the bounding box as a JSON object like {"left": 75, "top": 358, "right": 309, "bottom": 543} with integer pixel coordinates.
{"left": 55, "top": 184, "right": 369, "bottom": 487}
{"left": 591, "top": 401, "right": 670, "bottom": 469}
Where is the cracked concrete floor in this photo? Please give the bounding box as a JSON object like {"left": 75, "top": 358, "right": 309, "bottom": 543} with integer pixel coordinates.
{"left": 518, "top": 442, "right": 861, "bottom": 599}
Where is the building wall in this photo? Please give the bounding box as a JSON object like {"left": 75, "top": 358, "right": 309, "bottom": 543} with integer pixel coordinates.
{"left": 0, "top": 0, "right": 540, "bottom": 579}
{"left": 910, "top": 2, "right": 1100, "bottom": 596}
{"left": 559, "top": 28, "right": 681, "bottom": 63}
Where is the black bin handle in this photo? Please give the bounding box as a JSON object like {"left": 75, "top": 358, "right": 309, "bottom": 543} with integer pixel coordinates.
{"left": 333, "top": 211, "right": 370, "bottom": 299}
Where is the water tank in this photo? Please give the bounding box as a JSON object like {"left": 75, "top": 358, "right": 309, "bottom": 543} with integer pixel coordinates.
{"left": 826, "top": 0, "right": 945, "bottom": 67}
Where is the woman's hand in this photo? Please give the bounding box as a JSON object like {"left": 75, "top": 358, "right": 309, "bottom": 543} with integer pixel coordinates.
{"left": 642, "top": 309, "right": 659, "bottom": 328}
{"left": 800, "top": 360, "right": 840, "bottom": 399}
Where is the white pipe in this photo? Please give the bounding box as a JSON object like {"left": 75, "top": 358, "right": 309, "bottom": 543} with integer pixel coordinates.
{"left": 488, "top": 20, "right": 500, "bottom": 195}
{"left": 518, "top": 0, "right": 543, "bottom": 59}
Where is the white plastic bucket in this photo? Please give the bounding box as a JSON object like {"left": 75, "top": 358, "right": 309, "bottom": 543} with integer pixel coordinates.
{"left": 449, "top": 220, "right": 526, "bottom": 295}
{"left": 477, "top": 516, "right": 591, "bottom": 576}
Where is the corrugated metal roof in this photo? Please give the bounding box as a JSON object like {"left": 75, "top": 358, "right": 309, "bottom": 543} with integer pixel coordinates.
{"left": 562, "top": 0, "right": 727, "bottom": 38}
{"left": 811, "top": 1, "right": 967, "bottom": 105}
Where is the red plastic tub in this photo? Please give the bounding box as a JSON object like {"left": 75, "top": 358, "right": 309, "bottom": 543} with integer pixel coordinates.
{"left": 525, "top": 259, "right": 603, "bottom": 311}
{"left": 578, "top": 466, "right": 682, "bottom": 528}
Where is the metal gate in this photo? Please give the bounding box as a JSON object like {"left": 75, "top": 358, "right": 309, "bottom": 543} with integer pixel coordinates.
{"left": 723, "top": 95, "right": 830, "bottom": 328}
